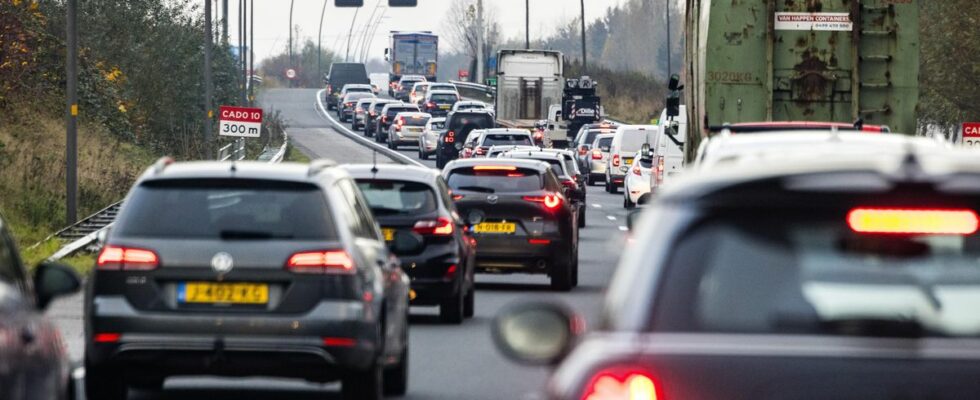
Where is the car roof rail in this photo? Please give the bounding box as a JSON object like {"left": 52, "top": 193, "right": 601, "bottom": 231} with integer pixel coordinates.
{"left": 152, "top": 156, "right": 175, "bottom": 174}
{"left": 308, "top": 159, "right": 338, "bottom": 177}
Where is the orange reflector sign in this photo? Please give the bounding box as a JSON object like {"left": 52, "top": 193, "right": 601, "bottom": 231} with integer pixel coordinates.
{"left": 847, "top": 208, "right": 980, "bottom": 235}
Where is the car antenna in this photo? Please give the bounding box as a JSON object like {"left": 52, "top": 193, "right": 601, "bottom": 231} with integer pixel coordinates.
{"left": 371, "top": 150, "right": 379, "bottom": 175}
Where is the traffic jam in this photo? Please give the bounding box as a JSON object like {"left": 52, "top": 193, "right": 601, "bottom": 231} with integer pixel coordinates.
{"left": 3, "top": 0, "right": 980, "bottom": 399}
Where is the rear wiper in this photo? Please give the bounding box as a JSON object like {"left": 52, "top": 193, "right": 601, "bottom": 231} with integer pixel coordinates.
{"left": 371, "top": 207, "right": 409, "bottom": 216}
{"left": 456, "top": 186, "right": 495, "bottom": 193}
{"left": 819, "top": 317, "right": 931, "bottom": 338}
{"left": 219, "top": 230, "right": 293, "bottom": 240}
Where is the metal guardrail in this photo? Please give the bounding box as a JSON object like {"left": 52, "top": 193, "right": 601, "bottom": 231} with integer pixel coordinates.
{"left": 47, "top": 134, "right": 291, "bottom": 261}
{"left": 218, "top": 137, "right": 247, "bottom": 161}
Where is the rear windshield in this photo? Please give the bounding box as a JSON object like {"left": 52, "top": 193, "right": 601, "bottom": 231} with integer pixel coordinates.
{"left": 387, "top": 107, "right": 418, "bottom": 116}
{"left": 483, "top": 134, "right": 532, "bottom": 147}
{"left": 399, "top": 116, "right": 430, "bottom": 126}
{"left": 401, "top": 80, "right": 422, "bottom": 88}
{"left": 345, "top": 87, "right": 372, "bottom": 93}
{"left": 447, "top": 167, "right": 543, "bottom": 194}
{"left": 582, "top": 130, "right": 614, "bottom": 146}
{"left": 619, "top": 131, "right": 647, "bottom": 153}
{"left": 431, "top": 94, "right": 458, "bottom": 103}
{"left": 344, "top": 93, "right": 373, "bottom": 102}
{"left": 372, "top": 102, "right": 393, "bottom": 112}
{"left": 115, "top": 180, "right": 336, "bottom": 240}
{"left": 596, "top": 137, "right": 613, "bottom": 151}
{"left": 355, "top": 180, "right": 437, "bottom": 216}
{"left": 431, "top": 85, "right": 456, "bottom": 91}
{"left": 448, "top": 114, "right": 493, "bottom": 131}
{"left": 654, "top": 209, "right": 980, "bottom": 338}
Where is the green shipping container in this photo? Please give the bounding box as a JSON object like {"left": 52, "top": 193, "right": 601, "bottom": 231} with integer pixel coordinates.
{"left": 684, "top": 0, "right": 919, "bottom": 150}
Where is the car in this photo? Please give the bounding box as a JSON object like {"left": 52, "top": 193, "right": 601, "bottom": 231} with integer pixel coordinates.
{"left": 487, "top": 145, "right": 539, "bottom": 158}
{"left": 572, "top": 123, "right": 619, "bottom": 172}
{"left": 464, "top": 128, "right": 535, "bottom": 158}
{"left": 352, "top": 97, "right": 376, "bottom": 131}
{"left": 387, "top": 112, "right": 431, "bottom": 150}
{"left": 606, "top": 125, "right": 654, "bottom": 194}
{"left": 324, "top": 63, "right": 369, "bottom": 110}
{"left": 644, "top": 123, "right": 685, "bottom": 200}
{"left": 376, "top": 103, "right": 421, "bottom": 144}
{"left": 493, "top": 142, "right": 980, "bottom": 400}
{"left": 335, "top": 84, "right": 374, "bottom": 118}
{"left": 623, "top": 146, "right": 653, "bottom": 209}
{"left": 339, "top": 92, "right": 375, "bottom": 123}
{"left": 414, "top": 82, "right": 458, "bottom": 105}
{"left": 84, "top": 158, "right": 411, "bottom": 400}
{"left": 435, "top": 110, "right": 496, "bottom": 168}
{"left": 451, "top": 100, "right": 491, "bottom": 113}
{"left": 499, "top": 149, "right": 587, "bottom": 228}
{"left": 0, "top": 212, "right": 81, "bottom": 400}
{"left": 364, "top": 99, "right": 399, "bottom": 138}
{"left": 443, "top": 158, "right": 579, "bottom": 291}
{"left": 585, "top": 133, "right": 614, "bottom": 186}
{"left": 694, "top": 130, "right": 951, "bottom": 170}
{"left": 418, "top": 117, "right": 446, "bottom": 160}
{"left": 394, "top": 75, "right": 426, "bottom": 102}
{"left": 342, "top": 164, "right": 476, "bottom": 324}
{"left": 409, "top": 81, "right": 432, "bottom": 105}
{"left": 421, "top": 90, "right": 461, "bottom": 117}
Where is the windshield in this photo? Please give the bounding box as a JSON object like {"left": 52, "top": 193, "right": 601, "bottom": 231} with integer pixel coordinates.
{"left": 483, "top": 134, "right": 532, "bottom": 147}
{"left": 430, "top": 94, "right": 459, "bottom": 103}
{"left": 399, "top": 116, "right": 430, "bottom": 126}
{"left": 355, "top": 180, "right": 437, "bottom": 215}
{"left": 115, "top": 180, "right": 337, "bottom": 240}
{"left": 654, "top": 210, "right": 980, "bottom": 338}
{"left": 596, "top": 137, "right": 613, "bottom": 151}
{"left": 447, "top": 168, "right": 543, "bottom": 194}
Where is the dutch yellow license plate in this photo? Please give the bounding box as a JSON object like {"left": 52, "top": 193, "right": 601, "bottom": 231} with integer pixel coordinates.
{"left": 178, "top": 282, "right": 269, "bottom": 304}
{"left": 383, "top": 228, "right": 396, "bottom": 241}
{"left": 474, "top": 222, "right": 516, "bottom": 234}
{"left": 624, "top": 158, "right": 634, "bottom": 165}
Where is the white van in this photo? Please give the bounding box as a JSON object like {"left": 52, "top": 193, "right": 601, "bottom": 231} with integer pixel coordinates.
{"left": 605, "top": 125, "right": 655, "bottom": 193}
{"left": 648, "top": 110, "right": 686, "bottom": 196}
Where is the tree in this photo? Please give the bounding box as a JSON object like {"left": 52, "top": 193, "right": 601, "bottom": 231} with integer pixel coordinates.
{"left": 442, "top": 0, "right": 501, "bottom": 79}
{"left": 918, "top": 0, "right": 980, "bottom": 134}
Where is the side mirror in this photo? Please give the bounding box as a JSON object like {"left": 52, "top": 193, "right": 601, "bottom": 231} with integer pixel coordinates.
{"left": 33, "top": 261, "right": 81, "bottom": 311}
{"left": 390, "top": 230, "right": 424, "bottom": 254}
{"left": 492, "top": 301, "right": 582, "bottom": 366}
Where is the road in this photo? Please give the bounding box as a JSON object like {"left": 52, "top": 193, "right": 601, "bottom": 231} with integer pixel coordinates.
{"left": 50, "top": 88, "right": 632, "bottom": 399}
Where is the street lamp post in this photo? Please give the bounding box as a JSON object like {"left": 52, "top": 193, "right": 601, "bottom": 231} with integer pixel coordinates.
{"left": 580, "top": 0, "right": 586, "bottom": 70}
{"left": 525, "top": 0, "right": 529, "bottom": 49}
{"left": 318, "top": 0, "right": 328, "bottom": 81}
{"left": 345, "top": 7, "right": 361, "bottom": 61}
{"left": 65, "top": 0, "right": 78, "bottom": 224}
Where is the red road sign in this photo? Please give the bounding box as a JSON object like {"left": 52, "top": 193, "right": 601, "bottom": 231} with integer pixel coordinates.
{"left": 285, "top": 68, "right": 297, "bottom": 80}
{"left": 963, "top": 122, "right": 980, "bottom": 147}
{"left": 458, "top": 69, "right": 470, "bottom": 81}
{"left": 218, "top": 106, "right": 262, "bottom": 138}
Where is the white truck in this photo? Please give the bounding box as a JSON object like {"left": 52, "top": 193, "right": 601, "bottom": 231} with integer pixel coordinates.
{"left": 493, "top": 50, "right": 564, "bottom": 145}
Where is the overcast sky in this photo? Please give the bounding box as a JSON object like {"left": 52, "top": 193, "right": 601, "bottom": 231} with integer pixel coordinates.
{"left": 219, "top": 0, "right": 631, "bottom": 64}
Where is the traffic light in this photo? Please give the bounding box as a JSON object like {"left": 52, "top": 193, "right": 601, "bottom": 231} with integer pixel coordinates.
{"left": 335, "top": 0, "right": 363, "bottom": 6}
{"left": 388, "top": 0, "right": 418, "bottom": 6}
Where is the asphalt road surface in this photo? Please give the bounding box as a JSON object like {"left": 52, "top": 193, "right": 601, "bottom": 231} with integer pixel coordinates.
{"left": 50, "top": 88, "right": 632, "bottom": 399}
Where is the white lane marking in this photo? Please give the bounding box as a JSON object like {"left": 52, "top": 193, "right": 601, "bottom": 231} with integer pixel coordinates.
{"left": 592, "top": 203, "right": 602, "bottom": 208}
{"left": 606, "top": 216, "right": 617, "bottom": 221}
{"left": 619, "top": 226, "right": 629, "bottom": 231}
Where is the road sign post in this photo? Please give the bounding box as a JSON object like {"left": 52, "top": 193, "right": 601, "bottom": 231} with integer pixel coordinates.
{"left": 963, "top": 122, "right": 980, "bottom": 147}
{"left": 219, "top": 106, "right": 263, "bottom": 138}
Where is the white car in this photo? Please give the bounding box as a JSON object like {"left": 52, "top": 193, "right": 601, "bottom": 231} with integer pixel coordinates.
{"left": 623, "top": 149, "right": 653, "bottom": 208}
{"left": 451, "top": 100, "right": 491, "bottom": 113}
{"left": 387, "top": 112, "right": 431, "bottom": 150}
{"left": 487, "top": 145, "right": 539, "bottom": 158}
{"left": 418, "top": 117, "right": 446, "bottom": 160}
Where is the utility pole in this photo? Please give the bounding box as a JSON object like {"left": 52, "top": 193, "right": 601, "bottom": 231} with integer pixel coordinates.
{"left": 204, "top": 0, "right": 215, "bottom": 158}
{"left": 249, "top": 0, "right": 254, "bottom": 104}
{"left": 580, "top": 0, "right": 587, "bottom": 70}
{"left": 665, "top": 0, "right": 672, "bottom": 79}
{"left": 476, "top": 0, "right": 484, "bottom": 84}
{"left": 238, "top": 0, "right": 244, "bottom": 103}
{"left": 222, "top": 0, "right": 229, "bottom": 43}
{"left": 346, "top": 7, "right": 361, "bottom": 61}
{"left": 288, "top": 0, "right": 294, "bottom": 88}
{"left": 318, "top": 0, "right": 328, "bottom": 80}
{"left": 355, "top": 1, "right": 382, "bottom": 63}
{"left": 241, "top": 0, "right": 248, "bottom": 105}
{"left": 525, "top": 0, "right": 529, "bottom": 49}
{"left": 65, "top": 0, "right": 78, "bottom": 224}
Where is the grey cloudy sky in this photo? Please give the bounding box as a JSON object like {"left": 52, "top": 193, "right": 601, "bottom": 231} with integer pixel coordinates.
{"left": 219, "top": 0, "right": 630, "bottom": 64}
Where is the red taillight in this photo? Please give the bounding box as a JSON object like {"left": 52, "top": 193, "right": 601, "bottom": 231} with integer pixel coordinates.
{"left": 612, "top": 154, "right": 621, "bottom": 167}
{"left": 445, "top": 130, "right": 456, "bottom": 143}
{"left": 581, "top": 370, "right": 659, "bottom": 400}
{"left": 322, "top": 337, "right": 356, "bottom": 347}
{"left": 286, "top": 250, "right": 355, "bottom": 274}
{"left": 427, "top": 101, "right": 437, "bottom": 109}
{"left": 96, "top": 245, "right": 159, "bottom": 271}
{"left": 562, "top": 179, "right": 579, "bottom": 190}
{"left": 592, "top": 149, "right": 603, "bottom": 160}
{"left": 414, "top": 217, "right": 454, "bottom": 236}
{"left": 847, "top": 208, "right": 980, "bottom": 235}
{"left": 578, "top": 146, "right": 589, "bottom": 156}
{"left": 345, "top": 102, "right": 354, "bottom": 107}
{"left": 523, "top": 194, "right": 562, "bottom": 210}
{"left": 533, "top": 131, "right": 544, "bottom": 141}
{"left": 93, "top": 333, "right": 121, "bottom": 343}
{"left": 444, "top": 264, "right": 457, "bottom": 280}
{"left": 475, "top": 147, "right": 487, "bottom": 156}
{"left": 655, "top": 156, "right": 665, "bottom": 185}
{"left": 381, "top": 116, "right": 389, "bottom": 123}
{"left": 528, "top": 238, "right": 550, "bottom": 245}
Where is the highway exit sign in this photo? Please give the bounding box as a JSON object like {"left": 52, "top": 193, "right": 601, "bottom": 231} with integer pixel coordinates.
{"left": 219, "top": 106, "right": 262, "bottom": 138}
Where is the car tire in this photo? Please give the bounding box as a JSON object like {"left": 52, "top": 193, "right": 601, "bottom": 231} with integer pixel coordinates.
{"left": 550, "top": 258, "right": 573, "bottom": 292}
{"left": 383, "top": 346, "right": 409, "bottom": 396}
{"left": 419, "top": 149, "right": 429, "bottom": 160}
{"left": 604, "top": 179, "right": 612, "bottom": 193}
{"left": 586, "top": 174, "right": 595, "bottom": 186}
{"left": 85, "top": 364, "right": 128, "bottom": 400}
{"left": 624, "top": 195, "right": 635, "bottom": 209}
{"left": 436, "top": 154, "right": 446, "bottom": 169}
{"left": 578, "top": 206, "right": 586, "bottom": 228}
{"left": 439, "top": 290, "right": 465, "bottom": 324}
{"left": 388, "top": 138, "right": 396, "bottom": 150}
{"left": 463, "top": 286, "right": 475, "bottom": 318}
{"left": 342, "top": 363, "right": 383, "bottom": 400}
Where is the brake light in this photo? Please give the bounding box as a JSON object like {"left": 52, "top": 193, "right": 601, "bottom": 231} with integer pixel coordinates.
{"left": 523, "top": 194, "right": 562, "bottom": 210}
{"left": 322, "top": 337, "right": 356, "bottom": 347}
{"left": 474, "top": 165, "right": 517, "bottom": 171}
{"left": 286, "top": 250, "right": 355, "bottom": 274}
{"left": 381, "top": 116, "right": 388, "bottom": 124}
{"left": 847, "top": 208, "right": 980, "bottom": 235}
{"left": 452, "top": 194, "right": 465, "bottom": 200}
{"left": 655, "top": 156, "right": 665, "bottom": 185}
{"left": 562, "top": 179, "right": 579, "bottom": 190}
{"left": 533, "top": 131, "right": 543, "bottom": 141}
{"left": 97, "top": 245, "right": 159, "bottom": 270}
{"left": 427, "top": 101, "right": 437, "bottom": 109}
{"left": 93, "top": 333, "right": 121, "bottom": 343}
{"left": 444, "top": 264, "right": 458, "bottom": 280}
{"left": 475, "top": 147, "right": 487, "bottom": 156}
{"left": 592, "top": 149, "right": 602, "bottom": 160}
{"left": 345, "top": 102, "right": 354, "bottom": 107}
{"left": 581, "top": 370, "right": 659, "bottom": 400}
{"left": 612, "top": 154, "right": 621, "bottom": 167}
{"left": 528, "top": 238, "right": 551, "bottom": 245}
{"left": 578, "top": 146, "right": 588, "bottom": 156}
{"left": 414, "top": 217, "right": 454, "bottom": 236}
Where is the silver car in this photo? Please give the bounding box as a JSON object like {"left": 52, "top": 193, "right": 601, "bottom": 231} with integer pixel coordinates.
{"left": 418, "top": 117, "right": 446, "bottom": 160}
{"left": 352, "top": 97, "right": 375, "bottom": 131}
{"left": 387, "top": 112, "right": 431, "bottom": 149}
{"left": 586, "top": 133, "right": 614, "bottom": 186}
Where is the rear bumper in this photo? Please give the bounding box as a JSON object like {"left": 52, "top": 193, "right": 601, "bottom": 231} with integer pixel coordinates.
{"left": 472, "top": 234, "right": 571, "bottom": 274}
{"left": 86, "top": 297, "right": 379, "bottom": 380}
{"left": 395, "top": 246, "right": 465, "bottom": 305}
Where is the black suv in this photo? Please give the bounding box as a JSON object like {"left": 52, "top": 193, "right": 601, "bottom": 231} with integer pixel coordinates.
{"left": 436, "top": 110, "right": 496, "bottom": 168}
{"left": 343, "top": 164, "right": 477, "bottom": 324}
{"left": 0, "top": 212, "right": 80, "bottom": 400}
{"left": 325, "top": 63, "right": 369, "bottom": 110}
{"left": 443, "top": 158, "right": 579, "bottom": 291}
{"left": 84, "top": 159, "right": 411, "bottom": 400}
